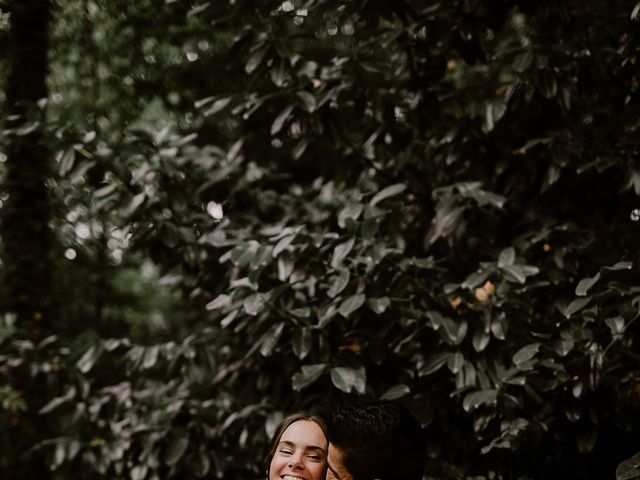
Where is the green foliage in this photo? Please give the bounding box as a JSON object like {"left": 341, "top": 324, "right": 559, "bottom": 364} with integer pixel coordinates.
{"left": 2, "top": 0, "right": 640, "bottom": 479}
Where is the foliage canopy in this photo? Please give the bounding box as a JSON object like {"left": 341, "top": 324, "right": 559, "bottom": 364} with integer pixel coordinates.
{"left": 1, "top": 0, "right": 640, "bottom": 479}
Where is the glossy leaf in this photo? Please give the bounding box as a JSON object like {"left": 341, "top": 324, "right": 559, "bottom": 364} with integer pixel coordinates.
{"left": 330, "top": 366, "right": 366, "bottom": 394}
{"left": 380, "top": 383, "right": 410, "bottom": 401}
{"left": 338, "top": 293, "right": 365, "bottom": 317}
{"left": 513, "top": 343, "right": 541, "bottom": 366}
{"left": 292, "top": 364, "right": 328, "bottom": 391}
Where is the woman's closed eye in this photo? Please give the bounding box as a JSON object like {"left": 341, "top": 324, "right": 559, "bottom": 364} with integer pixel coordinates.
{"left": 278, "top": 448, "right": 293, "bottom": 455}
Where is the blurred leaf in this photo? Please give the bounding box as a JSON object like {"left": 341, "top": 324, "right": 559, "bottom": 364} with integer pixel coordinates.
{"left": 513, "top": 50, "right": 533, "bottom": 72}
{"left": 142, "top": 346, "right": 159, "bottom": 369}
{"left": 58, "top": 149, "right": 75, "bottom": 176}
{"left": 39, "top": 387, "right": 76, "bottom": 414}
{"left": 554, "top": 339, "right": 574, "bottom": 356}
{"left": 366, "top": 296, "right": 390, "bottom": 314}
{"left": 121, "top": 192, "right": 145, "bottom": 218}
{"left": 462, "top": 270, "right": 489, "bottom": 290}
{"left": 331, "top": 238, "right": 355, "bottom": 268}
{"left": 616, "top": 451, "right": 640, "bottom": 480}
{"left": 297, "top": 91, "right": 316, "bottom": 112}
{"left": 447, "top": 352, "right": 464, "bottom": 374}
{"left": 605, "top": 316, "right": 625, "bottom": 335}
{"left": 165, "top": 436, "right": 189, "bottom": 466}
{"left": 338, "top": 293, "right": 365, "bottom": 317}
{"left": 204, "top": 97, "right": 232, "bottom": 116}
{"left": 369, "top": 183, "right": 406, "bottom": 207}
{"left": 380, "top": 383, "right": 410, "bottom": 400}
{"left": 131, "top": 465, "right": 148, "bottom": 480}
{"left": 271, "top": 105, "right": 294, "bottom": 135}
{"left": 604, "top": 261, "right": 633, "bottom": 271}
{"left": 513, "top": 343, "right": 541, "bottom": 366}
{"left": 463, "top": 389, "right": 498, "bottom": 412}
{"left": 330, "top": 366, "right": 366, "bottom": 394}
{"left": 273, "top": 234, "right": 296, "bottom": 257}
{"left": 292, "top": 327, "right": 312, "bottom": 360}
{"left": 419, "top": 353, "right": 450, "bottom": 376}
{"left": 328, "top": 269, "right": 350, "bottom": 298}
{"left": 498, "top": 247, "right": 516, "bottom": 267}
{"left": 244, "top": 293, "right": 266, "bottom": 316}
{"left": 564, "top": 296, "right": 592, "bottom": 318}
{"left": 259, "top": 322, "right": 284, "bottom": 357}
{"left": 192, "top": 450, "right": 210, "bottom": 478}
{"left": 473, "top": 329, "right": 490, "bottom": 352}
{"left": 576, "top": 272, "right": 601, "bottom": 296}
{"left": 338, "top": 203, "right": 364, "bottom": 228}
{"left": 76, "top": 345, "right": 103, "bottom": 374}
{"left": 205, "top": 294, "right": 231, "bottom": 311}
{"left": 292, "top": 364, "right": 328, "bottom": 391}
{"left": 245, "top": 45, "right": 268, "bottom": 74}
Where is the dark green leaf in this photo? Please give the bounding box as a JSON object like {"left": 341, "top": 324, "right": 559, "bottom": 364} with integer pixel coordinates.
{"left": 564, "top": 296, "right": 592, "bottom": 318}
{"left": 331, "top": 238, "right": 355, "bottom": 268}
{"left": 338, "top": 293, "right": 365, "bottom": 317}
{"left": 330, "top": 366, "right": 366, "bottom": 394}
{"left": 204, "top": 97, "right": 232, "bottom": 116}
{"left": 447, "top": 352, "right": 464, "bottom": 374}
{"left": 271, "top": 105, "right": 294, "bottom": 136}
{"left": 165, "top": 436, "right": 189, "bottom": 466}
{"left": 205, "top": 294, "right": 231, "bottom": 311}
{"left": 259, "top": 322, "right": 284, "bottom": 357}
{"left": 292, "top": 364, "right": 328, "bottom": 391}
{"left": 605, "top": 316, "right": 625, "bottom": 335}
{"left": 292, "top": 327, "right": 312, "bottom": 360}
{"left": 366, "top": 296, "right": 390, "bottom": 314}
{"left": 338, "top": 203, "right": 364, "bottom": 228}
{"left": 603, "top": 261, "right": 633, "bottom": 271}
{"left": 244, "top": 293, "right": 266, "bottom": 316}
{"left": 245, "top": 46, "right": 268, "bottom": 74}
{"left": 369, "top": 183, "right": 406, "bottom": 207}
{"left": 297, "top": 91, "right": 317, "bottom": 112}
{"left": 513, "top": 343, "right": 541, "bottom": 366}
{"left": 76, "top": 345, "right": 103, "bottom": 374}
{"left": 498, "top": 247, "right": 515, "bottom": 267}
{"left": 58, "top": 149, "right": 76, "bottom": 176}
{"left": 472, "top": 329, "right": 490, "bottom": 352}
{"left": 419, "top": 353, "right": 450, "bottom": 376}
{"left": 462, "top": 389, "right": 498, "bottom": 412}
{"left": 380, "top": 384, "right": 410, "bottom": 401}
{"left": 328, "top": 269, "right": 350, "bottom": 298}
{"left": 575, "top": 272, "right": 600, "bottom": 296}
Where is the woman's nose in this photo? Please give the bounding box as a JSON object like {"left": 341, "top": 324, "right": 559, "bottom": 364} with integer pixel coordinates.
{"left": 288, "top": 451, "right": 304, "bottom": 468}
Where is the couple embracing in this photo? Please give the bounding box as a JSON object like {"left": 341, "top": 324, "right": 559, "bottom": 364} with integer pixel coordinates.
{"left": 265, "top": 401, "right": 426, "bottom": 480}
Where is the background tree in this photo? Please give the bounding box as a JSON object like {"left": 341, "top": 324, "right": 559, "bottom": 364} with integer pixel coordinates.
{"left": 0, "top": 0, "right": 55, "bottom": 478}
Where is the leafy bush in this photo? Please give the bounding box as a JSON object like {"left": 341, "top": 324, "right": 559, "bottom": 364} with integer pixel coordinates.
{"left": 2, "top": 0, "right": 640, "bottom": 479}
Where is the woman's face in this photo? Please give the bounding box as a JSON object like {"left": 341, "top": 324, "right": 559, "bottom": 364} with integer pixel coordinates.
{"left": 269, "top": 420, "right": 328, "bottom": 480}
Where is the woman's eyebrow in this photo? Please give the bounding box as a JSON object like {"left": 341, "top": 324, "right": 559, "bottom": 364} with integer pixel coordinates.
{"left": 306, "top": 445, "right": 327, "bottom": 454}
{"left": 278, "top": 441, "right": 326, "bottom": 453}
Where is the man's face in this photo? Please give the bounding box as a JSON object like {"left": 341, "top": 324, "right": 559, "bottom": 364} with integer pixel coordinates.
{"left": 325, "top": 443, "right": 354, "bottom": 480}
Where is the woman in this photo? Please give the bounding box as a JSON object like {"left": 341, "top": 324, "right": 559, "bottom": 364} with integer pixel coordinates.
{"left": 265, "top": 414, "right": 328, "bottom": 480}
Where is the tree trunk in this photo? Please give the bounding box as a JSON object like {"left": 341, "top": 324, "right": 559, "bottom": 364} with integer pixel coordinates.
{"left": 1, "top": 1, "right": 54, "bottom": 478}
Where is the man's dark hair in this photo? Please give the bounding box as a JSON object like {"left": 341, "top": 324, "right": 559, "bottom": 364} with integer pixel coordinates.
{"left": 327, "top": 401, "right": 425, "bottom": 480}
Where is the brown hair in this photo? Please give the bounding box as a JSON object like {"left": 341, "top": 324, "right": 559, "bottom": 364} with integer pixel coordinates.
{"left": 327, "top": 401, "right": 425, "bottom": 480}
{"left": 264, "top": 413, "right": 328, "bottom": 471}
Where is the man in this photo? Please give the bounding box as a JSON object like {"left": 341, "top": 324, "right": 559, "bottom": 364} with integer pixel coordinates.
{"left": 325, "top": 401, "right": 426, "bottom": 480}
